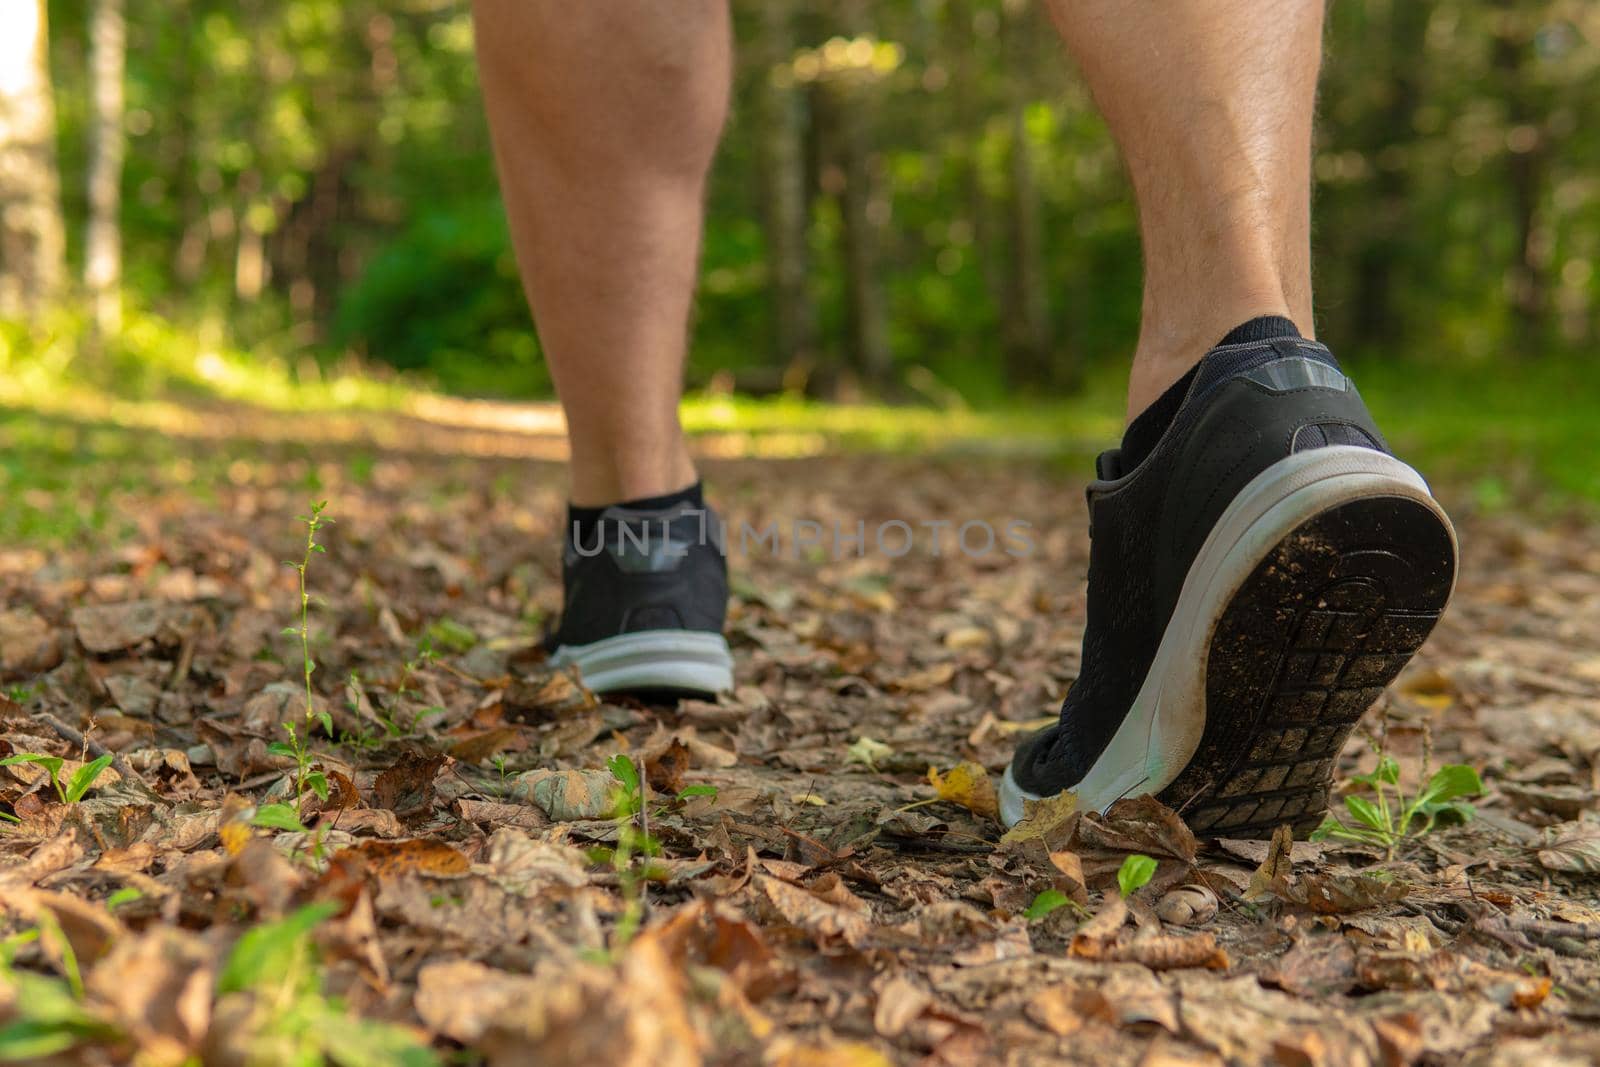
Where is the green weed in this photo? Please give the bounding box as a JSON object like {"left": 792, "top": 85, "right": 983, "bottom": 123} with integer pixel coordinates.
{"left": 1117, "top": 854, "right": 1157, "bottom": 897}
{"left": 0, "top": 753, "right": 114, "bottom": 806}
{"left": 597, "top": 754, "right": 663, "bottom": 951}
{"left": 1312, "top": 755, "right": 1483, "bottom": 856}
{"left": 0, "top": 928, "right": 117, "bottom": 1061}
{"left": 216, "top": 903, "right": 438, "bottom": 1066}
{"left": 272, "top": 502, "right": 334, "bottom": 812}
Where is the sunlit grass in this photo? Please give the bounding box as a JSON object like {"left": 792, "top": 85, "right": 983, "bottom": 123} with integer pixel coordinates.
{"left": 0, "top": 312, "right": 1595, "bottom": 548}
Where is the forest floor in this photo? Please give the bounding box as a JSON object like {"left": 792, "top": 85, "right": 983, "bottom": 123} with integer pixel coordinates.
{"left": 2, "top": 397, "right": 1600, "bottom": 1066}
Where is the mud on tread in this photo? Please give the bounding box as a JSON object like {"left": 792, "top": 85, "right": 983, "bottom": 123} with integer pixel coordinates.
{"left": 1158, "top": 495, "right": 1457, "bottom": 839}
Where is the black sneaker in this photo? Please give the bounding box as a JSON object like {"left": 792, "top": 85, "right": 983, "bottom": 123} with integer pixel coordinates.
{"left": 544, "top": 501, "right": 734, "bottom": 695}
{"left": 1000, "top": 328, "right": 1457, "bottom": 836}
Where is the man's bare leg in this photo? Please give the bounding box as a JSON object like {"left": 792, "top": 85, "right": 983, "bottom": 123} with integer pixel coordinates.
{"left": 472, "top": 1, "right": 730, "bottom": 506}
{"left": 1001, "top": 1, "right": 1456, "bottom": 834}
{"left": 1044, "top": 0, "right": 1324, "bottom": 421}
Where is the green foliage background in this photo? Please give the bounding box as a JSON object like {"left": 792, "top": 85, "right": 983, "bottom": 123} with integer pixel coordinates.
{"left": 31, "top": 0, "right": 1600, "bottom": 403}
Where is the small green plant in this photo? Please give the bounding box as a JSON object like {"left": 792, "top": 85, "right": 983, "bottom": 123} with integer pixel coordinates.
{"left": 386, "top": 637, "right": 437, "bottom": 735}
{"left": 0, "top": 753, "right": 114, "bottom": 806}
{"left": 0, "top": 928, "right": 118, "bottom": 1060}
{"left": 1312, "top": 754, "right": 1483, "bottom": 855}
{"left": 272, "top": 502, "right": 334, "bottom": 813}
{"left": 1023, "top": 889, "right": 1072, "bottom": 921}
{"left": 676, "top": 784, "right": 718, "bottom": 802}
{"left": 599, "top": 754, "right": 663, "bottom": 950}
{"left": 1117, "top": 854, "right": 1157, "bottom": 897}
{"left": 422, "top": 617, "right": 476, "bottom": 655}
{"left": 216, "top": 903, "right": 438, "bottom": 1066}
{"left": 282, "top": 500, "right": 333, "bottom": 727}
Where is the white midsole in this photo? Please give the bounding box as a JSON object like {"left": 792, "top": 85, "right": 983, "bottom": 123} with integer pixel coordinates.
{"left": 548, "top": 630, "right": 734, "bottom": 694}
{"left": 998, "top": 446, "right": 1450, "bottom": 826}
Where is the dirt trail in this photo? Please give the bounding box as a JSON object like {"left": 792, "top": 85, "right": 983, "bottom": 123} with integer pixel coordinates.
{"left": 2, "top": 445, "right": 1599, "bottom": 1065}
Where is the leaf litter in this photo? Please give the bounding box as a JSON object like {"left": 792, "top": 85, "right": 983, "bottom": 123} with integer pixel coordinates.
{"left": 0, "top": 448, "right": 1598, "bottom": 1064}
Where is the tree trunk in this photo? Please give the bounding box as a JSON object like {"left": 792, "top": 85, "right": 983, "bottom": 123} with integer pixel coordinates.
{"left": 85, "top": 0, "right": 127, "bottom": 338}
{"left": 0, "top": 0, "right": 67, "bottom": 318}
{"left": 946, "top": 0, "right": 1005, "bottom": 319}
{"left": 999, "top": 0, "right": 1055, "bottom": 387}
{"left": 753, "top": 0, "right": 818, "bottom": 389}
{"left": 829, "top": 0, "right": 891, "bottom": 392}
{"left": 1493, "top": 3, "right": 1548, "bottom": 345}
{"left": 1350, "top": 0, "right": 1430, "bottom": 347}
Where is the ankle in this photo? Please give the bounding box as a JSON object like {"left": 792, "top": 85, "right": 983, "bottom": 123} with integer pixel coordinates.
{"left": 1127, "top": 301, "right": 1302, "bottom": 419}
{"left": 567, "top": 435, "right": 698, "bottom": 508}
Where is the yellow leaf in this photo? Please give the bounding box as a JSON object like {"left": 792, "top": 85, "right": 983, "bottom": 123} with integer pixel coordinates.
{"left": 927, "top": 761, "right": 1000, "bottom": 822}
{"left": 219, "top": 819, "right": 252, "bottom": 857}
{"left": 1000, "top": 790, "right": 1079, "bottom": 847}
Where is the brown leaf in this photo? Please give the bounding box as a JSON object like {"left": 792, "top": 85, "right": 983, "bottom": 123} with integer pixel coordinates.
{"left": 87, "top": 926, "right": 214, "bottom": 1063}
{"left": 12, "top": 888, "right": 124, "bottom": 967}
{"left": 1048, "top": 849, "right": 1090, "bottom": 905}
{"left": 448, "top": 726, "right": 528, "bottom": 765}
{"left": 1079, "top": 794, "right": 1199, "bottom": 864}
{"left": 226, "top": 837, "right": 304, "bottom": 917}
{"left": 873, "top": 976, "right": 932, "bottom": 1038}
{"left": 1263, "top": 934, "right": 1358, "bottom": 997}
{"left": 1245, "top": 824, "right": 1296, "bottom": 901}
{"left": 372, "top": 751, "right": 447, "bottom": 817}
{"left": 0, "top": 609, "right": 63, "bottom": 678}
{"left": 455, "top": 797, "right": 552, "bottom": 832}
{"left": 72, "top": 600, "right": 168, "bottom": 653}
{"left": 1537, "top": 821, "right": 1600, "bottom": 873}
{"left": 339, "top": 837, "right": 471, "bottom": 878}
{"left": 502, "top": 665, "right": 597, "bottom": 724}
{"left": 1100, "top": 932, "right": 1230, "bottom": 971}
{"left": 653, "top": 899, "right": 777, "bottom": 995}
{"left": 1279, "top": 871, "right": 1409, "bottom": 914}
{"left": 758, "top": 873, "right": 872, "bottom": 948}
{"left": 1069, "top": 892, "right": 1129, "bottom": 958}
{"left": 645, "top": 738, "right": 692, "bottom": 795}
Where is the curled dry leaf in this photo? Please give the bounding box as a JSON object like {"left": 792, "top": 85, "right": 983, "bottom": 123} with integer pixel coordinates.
{"left": 372, "top": 751, "right": 448, "bottom": 818}
{"left": 758, "top": 873, "right": 872, "bottom": 949}
{"left": 1069, "top": 891, "right": 1129, "bottom": 958}
{"left": 513, "top": 767, "right": 618, "bottom": 821}
{"left": 927, "top": 761, "right": 1000, "bottom": 822}
{"left": 1156, "top": 884, "right": 1219, "bottom": 927}
{"left": 338, "top": 837, "right": 471, "bottom": 878}
{"left": 1098, "top": 932, "right": 1230, "bottom": 971}
{"left": 1245, "top": 823, "right": 1296, "bottom": 902}
{"left": 645, "top": 737, "right": 692, "bottom": 794}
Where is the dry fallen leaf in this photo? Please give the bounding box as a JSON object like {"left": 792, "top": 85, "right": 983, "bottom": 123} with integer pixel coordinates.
{"left": 927, "top": 761, "right": 1000, "bottom": 822}
{"left": 1000, "top": 790, "right": 1079, "bottom": 848}
{"left": 1245, "top": 823, "right": 1296, "bottom": 901}
{"left": 758, "top": 874, "right": 872, "bottom": 949}
{"left": 1537, "top": 821, "right": 1600, "bottom": 873}
{"left": 512, "top": 767, "right": 618, "bottom": 821}
{"left": 1156, "top": 884, "right": 1219, "bottom": 927}
{"left": 338, "top": 837, "right": 471, "bottom": 878}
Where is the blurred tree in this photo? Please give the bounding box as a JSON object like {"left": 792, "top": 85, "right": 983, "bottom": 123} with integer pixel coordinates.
{"left": 84, "top": 0, "right": 125, "bottom": 338}
{"left": 20, "top": 0, "right": 1600, "bottom": 396}
{"left": 0, "top": 0, "right": 67, "bottom": 318}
